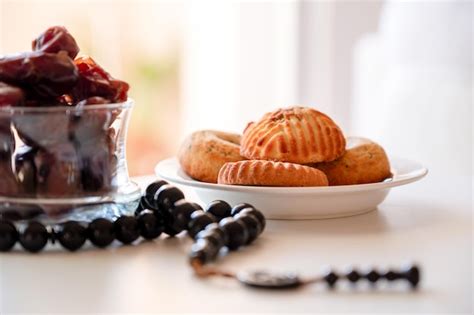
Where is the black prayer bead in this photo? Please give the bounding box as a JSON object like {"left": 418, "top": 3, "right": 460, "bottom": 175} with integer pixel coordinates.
{"left": 153, "top": 185, "right": 185, "bottom": 211}
{"left": 345, "top": 269, "right": 361, "bottom": 283}
{"left": 402, "top": 264, "right": 420, "bottom": 289}
{"left": 219, "top": 217, "right": 248, "bottom": 250}
{"left": 230, "top": 203, "right": 254, "bottom": 216}
{"left": 189, "top": 246, "right": 207, "bottom": 265}
{"left": 163, "top": 226, "right": 180, "bottom": 237}
{"left": 189, "top": 238, "right": 219, "bottom": 264}
{"left": 323, "top": 270, "right": 339, "bottom": 288}
{"left": 188, "top": 202, "right": 203, "bottom": 211}
{"left": 187, "top": 210, "right": 217, "bottom": 239}
{"left": 0, "top": 220, "right": 18, "bottom": 251}
{"left": 170, "top": 200, "right": 202, "bottom": 231}
{"left": 159, "top": 208, "right": 181, "bottom": 237}
{"left": 142, "top": 180, "right": 169, "bottom": 210}
{"left": 145, "top": 180, "right": 169, "bottom": 200}
{"left": 365, "top": 269, "right": 381, "bottom": 283}
{"left": 162, "top": 219, "right": 181, "bottom": 237}
{"left": 114, "top": 216, "right": 140, "bottom": 244}
{"left": 19, "top": 221, "right": 49, "bottom": 252}
{"left": 206, "top": 200, "right": 231, "bottom": 221}
{"left": 140, "top": 195, "right": 157, "bottom": 212}
{"left": 204, "top": 223, "right": 229, "bottom": 245}
{"left": 138, "top": 211, "right": 164, "bottom": 240}
{"left": 234, "top": 212, "right": 261, "bottom": 244}
{"left": 236, "top": 208, "right": 266, "bottom": 232}
{"left": 87, "top": 218, "right": 115, "bottom": 248}
{"left": 195, "top": 228, "right": 226, "bottom": 249}
{"left": 56, "top": 221, "right": 87, "bottom": 251}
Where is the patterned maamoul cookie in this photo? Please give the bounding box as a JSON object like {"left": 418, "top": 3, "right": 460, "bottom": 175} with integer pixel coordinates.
{"left": 218, "top": 160, "right": 329, "bottom": 187}
{"left": 240, "top": 106, "right": 346, "bottom": 164}
{"left": 312, "top": 137, "right": 391, "bottom": 185}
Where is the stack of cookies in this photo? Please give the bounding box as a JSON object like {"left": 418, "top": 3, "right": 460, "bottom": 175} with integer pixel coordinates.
{"left": 178, "top": 106, "right": 391, "bottom": 187}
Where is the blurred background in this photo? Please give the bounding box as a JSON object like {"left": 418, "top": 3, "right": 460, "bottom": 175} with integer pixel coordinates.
{"left": 0, "top": 0, "right": 472, "bottom": 177}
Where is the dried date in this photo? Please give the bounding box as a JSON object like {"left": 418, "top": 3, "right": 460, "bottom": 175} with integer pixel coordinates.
{"left": 0, "top": 82, "right": 24, "bottom": 107}
{"left": 72, "top": 57, "right": 129, "bottom": 103}
{"left": 34, "top": 145, "right": 82, "bottom": 197}
{"left": 0, "top": 51, "right": 78, "bottom": 98}
{"left": 32, "top": 26, "right": 80, "bottom": 59}
{"left": 12, "top": 110, "right": 71, "bottom": 148}
{"left": 77, "top": 96, "right": 111, "bottom": 106}
{"left": 0, "top": 159, "right": 18, "bottom": 196}
{"left": 78, "top": 138, "right": 115, "bottom": 192}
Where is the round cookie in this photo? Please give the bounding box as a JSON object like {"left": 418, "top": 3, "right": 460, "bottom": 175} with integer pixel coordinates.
{"left": 218, "top": 160, "right": 328, "bottom": 187}
{"left": 313, "top": 137, "right": 391, "bottom": 185}
{"left": 178, "top": 130, "right": 244, "bottom": 183}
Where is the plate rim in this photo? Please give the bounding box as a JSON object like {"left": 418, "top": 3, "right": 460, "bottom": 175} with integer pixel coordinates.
{"left": 155, "top": 157, "right": 428, "bottom": 194}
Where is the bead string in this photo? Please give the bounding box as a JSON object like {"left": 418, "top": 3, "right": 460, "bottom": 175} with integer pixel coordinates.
{"left": 190, "top": 257, "right": 420, "bottom": 290}
{"left": 0, "top": 179, "right": 420, "bottom": 290}
{"left": 0, "top": 180, "right": 265, "bottom": 253}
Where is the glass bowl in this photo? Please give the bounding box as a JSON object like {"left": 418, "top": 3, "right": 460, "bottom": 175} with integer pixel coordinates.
{"left": 0, "top": 99, "right": 141, "bottom": 224}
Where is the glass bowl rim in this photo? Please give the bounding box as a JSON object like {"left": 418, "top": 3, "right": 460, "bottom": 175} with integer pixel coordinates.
{"left": 0, "top": 98, "right": 134, "bottom": 113}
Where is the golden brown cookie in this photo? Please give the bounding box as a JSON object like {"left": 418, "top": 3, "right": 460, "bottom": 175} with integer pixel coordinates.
{"left": 312, "top": 137, "right": 391, "bottom": 185}
{"left": 218, "top": 160, "right": 329, "bottom": 187}
{"left": 240, "top": 106, "right": 345, "bottom": 164}
{"left": 178, "top": 130, "right": 245, "bottom": 183}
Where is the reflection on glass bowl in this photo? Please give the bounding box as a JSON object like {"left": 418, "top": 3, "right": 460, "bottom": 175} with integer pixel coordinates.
{"left": 0, "top": 99, "right": 140, "bottom": 223}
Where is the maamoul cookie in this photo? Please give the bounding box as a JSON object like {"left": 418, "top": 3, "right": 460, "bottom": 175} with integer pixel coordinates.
{"left": 218, "top": 160, "right": 328, "bottom": 187}
{"left": 178, "top": 130, "right": 244, "bottom": 183}
{"left": 312, "top": 137, "right": 391, "bottom": 185}
{"left": 240, "top": 106, "right": 345, "bottom": 164}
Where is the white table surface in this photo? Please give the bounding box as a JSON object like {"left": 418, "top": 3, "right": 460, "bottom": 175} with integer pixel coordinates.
{"left": 0, "top": 172, "right": 472, "bottom": 314}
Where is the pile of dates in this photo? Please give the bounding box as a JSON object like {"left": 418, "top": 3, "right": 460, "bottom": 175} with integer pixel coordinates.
{"left": 0, "top": 26, "right": 129, "bottom": 199}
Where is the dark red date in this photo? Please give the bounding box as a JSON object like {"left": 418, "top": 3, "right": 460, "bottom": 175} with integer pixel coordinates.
{"left": 12, "top": 110, "right": 71, "bottom": 148}
{"left": 77, "top": 96, "right": 111, "bottom": 106}
{"left": 72, "top": 57, "right": 129, "bottom": 103}
{"left": 34, "top": 145, "right": 82, "bottom": 197}
{"left": 32, "top": 26, "right": 80, "bottom": 59}
{"left": 60, "top": 95, "right": 111, "bottom": 106}
{"left": 78, "top": 136, "right": 115, "bottom": 192}
{"left": 0, "top": 82, "right": 24, "bottom": 107}
{"left": 0, "top": 51, "right": 78, "bottom": 98}
{"left": 0, "top": 159, "right": 18, "bottom": 195}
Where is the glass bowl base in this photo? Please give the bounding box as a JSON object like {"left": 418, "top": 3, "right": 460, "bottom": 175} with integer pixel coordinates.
{"left": 0, "top": 182, "right": 141, "bottom": 224}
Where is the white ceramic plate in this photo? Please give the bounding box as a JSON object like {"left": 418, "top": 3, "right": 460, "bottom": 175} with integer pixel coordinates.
{"left": 155, "top": 157, "right": 428, "bottom": 220}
